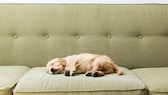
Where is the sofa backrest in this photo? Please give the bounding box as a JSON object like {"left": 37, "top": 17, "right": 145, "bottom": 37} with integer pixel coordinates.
{"left": 0, "top": 4, "right": 168, "bottom": 69}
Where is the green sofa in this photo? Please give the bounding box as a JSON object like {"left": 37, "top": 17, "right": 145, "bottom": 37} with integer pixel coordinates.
{"left": 0, "top": 4, "right": 168, "bottom": 95}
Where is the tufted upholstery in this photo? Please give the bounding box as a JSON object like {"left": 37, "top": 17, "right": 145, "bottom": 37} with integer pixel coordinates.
{"left": 0, "top": 4, "right": 168, "bottom": 69}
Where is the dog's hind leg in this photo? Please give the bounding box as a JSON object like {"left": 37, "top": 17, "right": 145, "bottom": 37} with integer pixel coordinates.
{"left": 85, "top": 62, "right": 105, "bottom": 77}
{"left": 103, "top": 69, "right": 114, "bottom": 74}
{"left": 85, "top": 65, "right": 99, "bottom": 76}
{"left": 85, "top": 70, "right": 104, "bottom": 77}
{"left": 92, "top": 71, "right": 104, "bottom": 77}
{"left": 112, "top": 63, "right": 124, "bottom": 75}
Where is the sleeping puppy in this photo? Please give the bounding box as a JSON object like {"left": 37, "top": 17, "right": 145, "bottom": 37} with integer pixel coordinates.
{"left": 46, "top": 53, "right": 123, "bottom": 77}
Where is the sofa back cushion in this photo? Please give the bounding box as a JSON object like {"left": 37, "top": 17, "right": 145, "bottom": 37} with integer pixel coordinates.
{"left": 0, "top": 4, "right": 168, "bottom": 68}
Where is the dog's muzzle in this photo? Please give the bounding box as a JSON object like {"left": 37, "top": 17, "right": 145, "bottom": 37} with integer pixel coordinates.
{"left": 50, "top": 68, "right": 57, "bottom": 74}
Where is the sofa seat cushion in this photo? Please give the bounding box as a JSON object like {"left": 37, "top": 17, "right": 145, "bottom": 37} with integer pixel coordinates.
{"left": 132, "top": 68, "right": 168, "bottom": 95}
{"left": 0, "top": 66, "right": 29, "bottom": 95}
{"left": 14, "top": 67, "right": 145, "bottom": 95}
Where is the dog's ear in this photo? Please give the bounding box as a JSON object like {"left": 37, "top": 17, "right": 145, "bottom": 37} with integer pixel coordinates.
{"left": 60, "top": 58, "right": 66, "bottom": 67}
{"left": 75, "top": 60, "right": 80, "bottom": 68}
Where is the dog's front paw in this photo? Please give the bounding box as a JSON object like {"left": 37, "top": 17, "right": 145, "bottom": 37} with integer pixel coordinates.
{"left": 93, "top": 72, "right": 99, "bottom": 77}
{"left": 71, "top": 70, "right": 76, "bottom": 76}
{"left": 85, "top": 72, "right": 92, "bottom": 76}
{"left": 65, "top": 70, "right": 70, "bottom": 76}
{"left": 92, "top": 71, "right": 104, "bottom": 77}
{"left": 65, "top": 70, "right": 76, "bottom": 76}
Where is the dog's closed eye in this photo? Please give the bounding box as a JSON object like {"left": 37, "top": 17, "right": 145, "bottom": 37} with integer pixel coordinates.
{"left": 51, "top": 63, "right": 55, "bottom": 65}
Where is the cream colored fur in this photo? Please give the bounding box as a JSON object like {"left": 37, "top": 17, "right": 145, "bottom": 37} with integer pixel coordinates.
{"left": 46, "top": 53, "right": 123, "bottom": 77}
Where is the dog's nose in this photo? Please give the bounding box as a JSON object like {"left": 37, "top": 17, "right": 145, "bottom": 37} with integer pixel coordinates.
{"left": 51, "top": 68, "right": 57, "bottom": 73}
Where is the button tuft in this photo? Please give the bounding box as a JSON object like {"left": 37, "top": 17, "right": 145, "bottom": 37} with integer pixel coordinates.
{"left": 14, "top": 35, "right": 18, "bottom": 39}
{"left": 139, "top": 35, "right": 143, "bottom": 39}
{"left": 107, "top": 35, "right": 112, "bottom": 39}
{"left": 45, "top": 34, "right": 49, "bottom": 38}
{"left": 76, "top": 35, "right": 80, "bottom": 39}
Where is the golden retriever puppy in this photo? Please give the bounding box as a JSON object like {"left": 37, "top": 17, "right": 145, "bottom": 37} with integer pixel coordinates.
{"left": 46, "top": 53, "right": 123, "bottom": 77}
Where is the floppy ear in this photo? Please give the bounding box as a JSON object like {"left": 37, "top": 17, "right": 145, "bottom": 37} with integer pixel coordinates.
{"left": 75, "top": 60, "right": 80, "bottom": 68}
{"left": 60, "top": 58, "right": 66, "bottom": 67}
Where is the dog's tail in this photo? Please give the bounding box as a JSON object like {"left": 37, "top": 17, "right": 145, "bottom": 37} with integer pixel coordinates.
{"left": 113, "top": 63, "right": 124, "bottom": 75}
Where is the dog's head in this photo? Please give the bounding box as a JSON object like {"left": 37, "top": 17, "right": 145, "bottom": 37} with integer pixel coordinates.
{"left": 46, "top": 58, "right": 66, "bottom": 75}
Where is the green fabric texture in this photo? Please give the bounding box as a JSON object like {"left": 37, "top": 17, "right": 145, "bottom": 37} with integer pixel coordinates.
{"left": 0, "top": 66, "right": 29, "bottom": 95}
{"left": 132, "top": 68, "right": 168, "bottom": 95}
{"left": 148, "top": 92, "right": 168, "bottom": 95}
{"left": 0, "top": 4, "right": 168, "bottom": 95}
{"left": 14, "top": 67, "right": 145, "bottom": 95}
{"left": 14, "top": 90, "right": 146, "bottom": 95}
{"left": 0, "top": 89, "right": 12, "bottom": 95}
{"left": 0, "top": 66, "right": 29, "bottom": 90}
{"left": 0, "top": 4, "right": 168, "bottom": 69}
